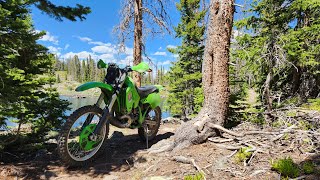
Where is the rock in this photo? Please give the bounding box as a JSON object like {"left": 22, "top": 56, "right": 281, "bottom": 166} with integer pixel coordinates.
{"left": 162, "top": 117, "right": 180, "bottom": 124}
{"left": 162, "top": 117, "right": 173, "bottom": 123}
{"left": 110, "top": 131, "right": 124, "bottom": 139}
{"left": 35, "top": 149, "right": 48, "bottom": 159}
{"left": 212, "top": 157, "right": 228, "bottom": 170}
{"left": 103, "top": 175, "right": 119, "bottom": 180}
{"left": 143, "top": 176, "right": 173, "bottom": 180}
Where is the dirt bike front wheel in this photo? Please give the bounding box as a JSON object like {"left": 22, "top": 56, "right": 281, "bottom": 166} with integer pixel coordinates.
{"left": 58, "top": 105, "right": 109, "bottom": 167}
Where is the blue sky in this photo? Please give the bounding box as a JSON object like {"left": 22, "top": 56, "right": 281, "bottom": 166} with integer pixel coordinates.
{"left": 32, "top": 0, "right": 245, "bottom": 69}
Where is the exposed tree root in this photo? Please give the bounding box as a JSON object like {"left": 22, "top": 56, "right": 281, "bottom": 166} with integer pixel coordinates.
{"left": 149, "top": 108, "right": 320, "bottom": 159}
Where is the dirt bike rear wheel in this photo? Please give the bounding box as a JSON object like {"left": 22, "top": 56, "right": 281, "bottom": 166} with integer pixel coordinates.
{"left": 138, "top": 106, "right": 161, "bottom": 142}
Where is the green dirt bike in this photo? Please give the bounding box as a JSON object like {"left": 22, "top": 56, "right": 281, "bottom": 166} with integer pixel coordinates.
{"left": 58, "top": 60, "right": 163, "bottom": 166}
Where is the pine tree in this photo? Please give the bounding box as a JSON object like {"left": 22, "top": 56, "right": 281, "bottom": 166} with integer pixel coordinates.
{"left": 167, "top": 0, "right": 206, "bottom": 117}
{"left": 81, "top": 59, "right": 86, "bottom": 82}
{"left": 234, "top": 0, "right": 320, "bottom": 114}
{"left": 0, "top": 0, "right": 70, "bottom": 135}
{"left": 87, "top": 57, "right": 94, "bottom": 81}
{"left": 172, "top": 0, "right": 235, "bottom": 150}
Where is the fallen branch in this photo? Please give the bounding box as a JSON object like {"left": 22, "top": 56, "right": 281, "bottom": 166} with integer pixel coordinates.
{"left": 247, "top": 150, "right": 258, "bottom": 165}
{"left": 173, "top": 156, "right": 206, "bottom": 179}
{"left": 173, "top": 156, "right": 201, "bottom": 171}
{"left": 272, "top": 133, "right": 284, "bottom": 142}
{"left": 289, "top": 175, "right": 307, "bottom": 180}
{"left": 227, "top": 150, "right": 238, "bottom": 158}
{"left": 249, "top": 169, "right": 267, "bottom": 177}
{"left": 206, "top": 123, "right": 279, "bottom": 137}
{"left": 208, "top": 137, "right": 235, "bottom": 143}
{"left": 212, "top": 143, "right": 243, "bottom": 150}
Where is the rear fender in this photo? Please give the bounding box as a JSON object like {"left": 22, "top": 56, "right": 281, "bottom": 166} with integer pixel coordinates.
{"left": 141, "top": 92, "right": 161, "bottom": 109}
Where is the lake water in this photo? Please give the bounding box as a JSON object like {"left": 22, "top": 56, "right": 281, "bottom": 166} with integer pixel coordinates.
{"left": 4, "top": 96, "right": 170, "bottom": 128}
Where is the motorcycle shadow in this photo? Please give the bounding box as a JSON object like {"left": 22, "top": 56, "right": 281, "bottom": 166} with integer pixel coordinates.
{"left": 65, "top": 131, "right": 174, "bottom": 176}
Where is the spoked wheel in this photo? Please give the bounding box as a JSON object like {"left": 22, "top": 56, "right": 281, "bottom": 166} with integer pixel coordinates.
{"left": 138, "top": 106, "right": 161, "bottom": 141}
{"left": 58, "top": 105, "right": 109, "bottom": 167}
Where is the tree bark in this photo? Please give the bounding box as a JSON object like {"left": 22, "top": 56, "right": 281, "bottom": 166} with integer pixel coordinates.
{"left": 200, "top": 0, "right": 233, "bottom": 124}
{"left": 172, "top": 0, "right": 235, "bottom": 150}
{"left": 133, "top": 0, "right": 142, "bottom": 87}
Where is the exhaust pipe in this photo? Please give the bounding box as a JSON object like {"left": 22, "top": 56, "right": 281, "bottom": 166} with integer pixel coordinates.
{"left": 110, "top": 115, "right": 132, "bottom": 128}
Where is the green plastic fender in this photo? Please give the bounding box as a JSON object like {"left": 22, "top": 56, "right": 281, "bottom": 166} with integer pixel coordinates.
{"left": 141, "top": 92, "right": 161, "bottom": 109}
{"left": 75, "top": 81, "right": 113, "bottom": 92}
{"left": 124, "top": 77, "right": 140, "bottom": 112}
{"left": 131, "top": 62, "right": 150, "bottom": 73}
{"left": 97, "top": 59, "right": 108, "bottom": 69}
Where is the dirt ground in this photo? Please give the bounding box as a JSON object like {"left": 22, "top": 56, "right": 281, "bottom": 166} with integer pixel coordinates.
{"left": 0, "top": 122, "right": 319, "bottom": 180}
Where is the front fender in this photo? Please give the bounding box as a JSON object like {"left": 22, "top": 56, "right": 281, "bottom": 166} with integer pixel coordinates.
{"left": 75, "top": 82, "right": 113, "bottom": 92}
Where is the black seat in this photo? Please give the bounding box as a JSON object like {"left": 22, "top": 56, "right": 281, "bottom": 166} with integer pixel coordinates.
{"left": 137, "top": 86, "right": 158, "bottom": 98}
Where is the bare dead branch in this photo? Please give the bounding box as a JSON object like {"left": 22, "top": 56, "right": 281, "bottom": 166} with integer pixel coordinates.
{"left": 206, "top": 123, "right": 279, "bottom": 137}
{"left": 173, "top": 156, "right": 206, "bottom": 178}
{"left": 141, "top": 7, "right": 171, "bottom": 33}
{"left": 212, "top": 143, "right": 243, "bottom": 150}
{"left": 208, "top": 137, "right": 235, "bottom": 143}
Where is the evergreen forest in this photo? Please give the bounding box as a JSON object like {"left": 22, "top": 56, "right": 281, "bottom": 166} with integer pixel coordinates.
{"left": 0, "top": 0, "right": 319, "bottom": 179}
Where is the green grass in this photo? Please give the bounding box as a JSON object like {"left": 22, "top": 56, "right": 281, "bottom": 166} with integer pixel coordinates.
{"left": 271, "top": 157, "right": 300, "bottom": 178}
{"left": 302, "top": 161, "right": 315, "bottom": 174}
{"left": 184, "top": 172, "right": 205, "bottom": 180}
{"left": 234, "top": 147, "right": 253, "bottom": 163}
{"left": 286, "top": 110, "right": 297, "bottom": 117}
{"left": 302, "top": 98, "right": 320, "bottom": 111}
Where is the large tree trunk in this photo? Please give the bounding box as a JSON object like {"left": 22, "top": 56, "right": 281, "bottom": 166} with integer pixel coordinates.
{"left": 172, "top": 0, "right": 235, "bottom": 150}
{"left": 133, "top": 0, "right": 142, "bottom": 87}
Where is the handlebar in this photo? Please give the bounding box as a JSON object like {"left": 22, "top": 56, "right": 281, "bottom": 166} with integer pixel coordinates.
{"left": 97, "top": 59, "right": 151, "bottom": 73}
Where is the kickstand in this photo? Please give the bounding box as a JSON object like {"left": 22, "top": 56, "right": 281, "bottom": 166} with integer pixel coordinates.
{"left": 146, "top": 125, "right": 149, "bottom": 149}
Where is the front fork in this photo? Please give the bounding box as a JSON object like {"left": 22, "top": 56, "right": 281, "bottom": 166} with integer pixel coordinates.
{"left": 93, "top": 93, "right": 117, "bottom": 135}
{"left": 81, "top": 93, "right": 106, "bottom": 130}
{"left": 92, "top": 71, "right": 127, "bottom": 137}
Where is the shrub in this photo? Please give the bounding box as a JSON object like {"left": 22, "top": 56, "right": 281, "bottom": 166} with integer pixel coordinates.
{"left": 184, "top": 172, "right": 205, "bottom": 180}
{"left": 302, "top": 161, "right": 315, "bottom": 174}
{"left": 271, "top": 157, "right": 299, "bottom": 178}
{"left": 234, "top": 147, "right": 253, "bottom": 163}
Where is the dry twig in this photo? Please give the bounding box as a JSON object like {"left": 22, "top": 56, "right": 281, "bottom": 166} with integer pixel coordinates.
{"left": 173, "top": 156, "right": 206, "bottom": 178}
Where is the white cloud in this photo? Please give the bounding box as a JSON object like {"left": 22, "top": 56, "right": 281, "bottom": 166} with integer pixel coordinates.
{"left": 117, "top": 55, "right": 134, "bottom": 66}
{"left": 77, "top": 36, "right": 92, "bottom": 42}
{"left": 166, "top": 45, "right": 177, "bottom": 49}
{"left": 91, "top": 44, "right": 115, "bottom": 54}
{"left": 233, "top": 30, "right": 240, "bottom": 38}
{"left": 158, "top": 60, "right": 172, "bottom": 66}
{"left": 158, "top": 47, "right": 162, "bottom": 50}
{"left": 37, "top": 30, "right": 59, "bottom": 45}
{"left": 62, "top": 36, "right": 135, "bottom": 62}
{"left": 173, "top": 54, "right": 179, "bottom": 58}
{"left": 47, "top": 46, "right": 61, "bottom": 56}
{"left": 89, "top": 41, "right": 106, "bottom": 46}
{"left": 64, "top": 44, "right": 70, "bottom": 50}
{"left": 153, "top": 51, "right": 167, "bottom": 56}
{"left": 76, "top": 36, "right": 109, "bottom": 46}
{"left": 125, "top": 47, "right": 133, "bottom": 55}
{"left": 98, "top": 53, "right": 114, "bottom": 60}
{"left": 62, "top": 51, "right": 96, "bottom": 59}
